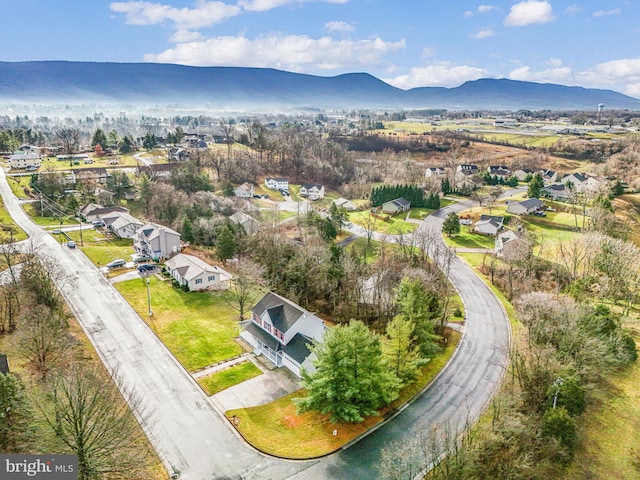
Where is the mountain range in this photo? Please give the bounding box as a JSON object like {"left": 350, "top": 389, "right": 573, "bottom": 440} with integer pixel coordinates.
{"left": 0, "top": 61, "right": 638, "bottom": 112}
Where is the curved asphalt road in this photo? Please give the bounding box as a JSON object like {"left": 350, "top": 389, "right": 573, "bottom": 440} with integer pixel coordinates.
{"left": 0, "top": 168, "right": 511, "bottom": 480}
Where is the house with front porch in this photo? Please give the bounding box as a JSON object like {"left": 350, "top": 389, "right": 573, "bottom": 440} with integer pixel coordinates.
{"left": 507, "top": 198, "right": 544, "bottom": 215}
{"left": 102, "top": 211, "right": 144, "bottom": 239}
{"left": 239, "top": 292, "right": 325, "bottom": 377}
{"left": 133, "top": 222, "right": 181, "bottom": 260}
{"left": 474, "top": 215, "right": 504, "bottom": 236}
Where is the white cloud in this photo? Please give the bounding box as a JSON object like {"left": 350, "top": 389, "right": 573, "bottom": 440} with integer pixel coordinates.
{"left": 143, "top": 34, "right": 405, "bottom": 71}
{"left": 420, "top": 47, "right": 436, "bottom": 59}
{"left": 593, "top": 8, "right": 621, "bottom": 17}
{"left": 109, "top": 1, "right": 241, "bottom": 29}
{"left": 170, "top": 30, "right": 203, "bottom": 43}
{"left": 547, "top": 58, "right": 563, "bottom": 67}
{"left": 508, "top": 65, "right": 572, "bottom": 83}
{"left": 324, "top": 20, "right": 354, "bottom": 33}
{"left": 564, "top": 4, "right": 582, "bottom": 15}
{"left": 579, "top": 58, "right": 640, "bottom": 86}
{"left": 469, "top": 28, "right": 494, "bottom": 39}
{"left": 624, "top": 83, "right": 640, "bottom": 98}
{"left": 385, "top": 62, "right": 489, "bottom": 89}
{"left": 464, "top": 4, "right": 496, "bottom": 17}
{"left": 238, "top": 0, "right": 348, "bottom": 13}
{"left": 504, "top": 0, "right": 555, "bottom": 27}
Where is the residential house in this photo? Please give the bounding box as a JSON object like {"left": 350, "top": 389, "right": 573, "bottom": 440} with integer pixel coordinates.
{"left": 300, "top": 184, "right": 325, "bottom": 200}
{"left": 513, "top": 168, "right": 534, "bottom": 181}
{"left": 234, "top": 182, "right": 255, "bottom": 198}
{"left": 495, "top": 230, "right": 519, "bottom": 256}
{"left": 80, "top": 204, "right": 130, "bottom": 223}
{"left": 133, "top": 223, "right": 181, "bottom": 260}
{"left": 9, "top": 153, "right": 41, "bottom": 169}
{"left": 17, "top": 144, "right": 41, "bottom": 154}
{"left": 229, "top": 211, "right": 260, "bottom": 234}
{"left": 454, "top": 164, "right": 480, "bottom": 189}
{"left": 137, "top": 163, "right": 179, "bottom": 179}
{"left": 124, "top": 190, "right": 138, "bottom": 201}
{"left": 102, "top": 211, "right": 144, "bottom": 239}
{"left": 425, "top": 166, "right": 448, "bottom": 178}
{"left": 474, "top": 215, "right": 504, "bottom": 236}
{"left": 381, "top": 197, "right": 411, "bottom": 215}
{"left": 541, "top": 183, "right": 572, "bottom": 201}
{"left": 539, "top": 169, "right": 558, "bottom": 183}
{"left": 165, "top": 254, "right": 231, "bottom": 291}
{"left": 168, "top": 147, "right": 189, "bottom": 162}
{"left": 74, "top": 167, "right": 110, "bottom": 185}
{"left": 507, "top": 198, "right": 544, "bottom": 215}
{"left": 265, "top": 177, "right": 289, "bottom": 190}
{"left": 333, "top": 197, "right": 357, "bottom": 211}
{"left": 0, "top": 353, "right": 8, "bottom": 374}
{"left": 239, "top": 291, "right": 326, "bottom": 377}
{"left": 94, "top": 187, "right": 115, "bottom": 207}
{"left": 488, "top": 165, "right": 511, "bottom": 178}
{"left": 456, "top": 164, "right": 479, "bottom": 176}
{"left": 560, "top": 172, "right": 603, "bottom": 192}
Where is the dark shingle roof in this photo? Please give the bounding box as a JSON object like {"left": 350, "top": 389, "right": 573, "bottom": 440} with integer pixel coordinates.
{"left": 239, "top": 320, "right": 280, "bottom": 351}
{"left": 519, "top": 198, "right": 543, "bottom": 209}
{"left": 252, "top": 292, "right": 305, "bottom": 333}
{"left": 283, "top": 333, "right": 314, "bottom": 364}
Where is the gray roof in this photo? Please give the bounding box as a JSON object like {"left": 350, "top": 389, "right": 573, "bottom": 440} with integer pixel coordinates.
{"left": 251, "top": 292, "right": 305, "bottom": 334}
{"left": 283, "top": 333, "right": 314, "bottom": 364}
{"left": 239, "top": 320, "right": 280, "bottom": 351}
{"left": 519, "top": 198, "right": 544, "bottom": 209}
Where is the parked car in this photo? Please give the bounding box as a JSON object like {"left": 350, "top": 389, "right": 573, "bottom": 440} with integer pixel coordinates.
{"left": 66, "top": 241, "right": 76, "bottom": 249}
{"left": 92, "top": 220, "right": 105, "bottom": 228}
{"left": 25, "top": 165, "right": 38, "bottom": 171}
{"left": 137, "top": 264, "right": 156, "bottom": 273}
{"left": 106, "top": 259, "right": 126, "bottom": 269}
{"left": 131, "top": 253, "right": 150, "bottom": 263}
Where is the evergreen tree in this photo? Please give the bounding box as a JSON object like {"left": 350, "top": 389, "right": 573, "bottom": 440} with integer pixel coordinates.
{"left": 216, "top": 225, "right": 236, "bottom": 261}
{"left": 395, "top": 278, "right": 442, "bottom": 357}
{"left": 383, "top": 316, "right": 425, "bottom": 385}
{"left": 91, "top": 128, "right": 108, "bottom": 149}
{"left": 442, "top": 212, "right": 461, "bottom": 237}
{"left": 528, "top": 172, "right": 545, "bottom": 198}
{"left": 181, "top": 217, "right": 194, "bottom": 243}
{"left": 295, "top": 320, "right": 399, "bottom": 423}
{"left": 441, "top": 178, "right": 452, "bottom": 195}
{"left": 0, "top": 373, "right": 33, "bottom": 452}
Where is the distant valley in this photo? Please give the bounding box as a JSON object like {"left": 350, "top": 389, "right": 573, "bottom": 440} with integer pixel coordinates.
{"left": 0, "top": 61, "right": 639, "bottom": 112}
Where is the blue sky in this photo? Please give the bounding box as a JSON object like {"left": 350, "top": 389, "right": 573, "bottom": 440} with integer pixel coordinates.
{"left": 3, "top": 1, "right": 640, "bottom": 96}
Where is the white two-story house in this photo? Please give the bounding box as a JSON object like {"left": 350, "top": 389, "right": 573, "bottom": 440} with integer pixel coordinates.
{"left": 264, "top": 177, "right": 289, "bottom": 190}
{"left": 239, "top": 292, "right": 325, "bottom": 377}
{"left": 133, "top": 222, "right": 181, "bottom": 260}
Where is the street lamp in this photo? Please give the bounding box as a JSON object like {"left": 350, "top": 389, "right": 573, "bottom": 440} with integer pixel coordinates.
{"left": 146, "top": 276, "right": 153, "bottom": 317}
{"left": 552, "top": 377, "right": 564, "bottom": 408}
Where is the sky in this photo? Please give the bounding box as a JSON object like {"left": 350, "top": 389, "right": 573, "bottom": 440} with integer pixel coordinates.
{"left": 3, "top": 0, "right": 640, "bottom": 97}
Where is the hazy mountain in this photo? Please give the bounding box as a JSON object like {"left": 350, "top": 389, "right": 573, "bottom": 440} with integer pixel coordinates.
{"left": 0, "top": 61, "right": 638, "bottom": 112}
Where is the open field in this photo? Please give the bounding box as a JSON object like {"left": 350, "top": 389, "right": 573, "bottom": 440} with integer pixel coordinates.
{"left": 115, "top": 277, "right": 242, "bottom": 372}
{"left": 348, "top": 209, "right": 417, "bottom": 235}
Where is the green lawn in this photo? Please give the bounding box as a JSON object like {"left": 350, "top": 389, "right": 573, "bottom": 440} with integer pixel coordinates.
{"left": 348, "top": 210, "right": 417, "bottom": 235}
{"left": 0, "top": 201, "right": 27, "bottom": 242}
{"left": 6, "top": 175, "right": 31, "bottom": 199}
{"left": 115, "top": 278, "right": 242, "bottom": 371}
{"left": 443, "top": 228, "right": 495, "bottom": 249}
{"left": 197, "top": 361, "right": 263, "bottom": 396}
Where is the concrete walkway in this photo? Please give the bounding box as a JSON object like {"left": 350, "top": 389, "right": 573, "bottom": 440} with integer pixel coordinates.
{"left": 192, "top": 353, "right": 254, "bottom": 379}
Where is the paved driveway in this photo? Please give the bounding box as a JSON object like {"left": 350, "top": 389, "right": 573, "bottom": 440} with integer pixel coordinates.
{"left": 213, "top": 369, "right": 301, "bottom": 411}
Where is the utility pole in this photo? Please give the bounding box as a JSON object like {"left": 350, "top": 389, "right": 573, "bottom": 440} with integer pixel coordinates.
{"left": 146, "top": 276, "right": 152, "bottom": 317}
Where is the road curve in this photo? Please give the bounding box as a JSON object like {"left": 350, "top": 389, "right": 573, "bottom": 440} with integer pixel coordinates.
{"left": 0, "top": 169, "right": 510, "bottom": 480}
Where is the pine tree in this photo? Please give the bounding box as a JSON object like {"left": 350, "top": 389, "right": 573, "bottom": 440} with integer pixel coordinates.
{"left": 528, "top": 172, "right": 545, "bottom": 198}
{"left": 442, "top": 212, "right": 461, "bottom": 237}
{"left": 295, "top": 320, "right": 399, "bottom": 423}
{"left": 383, "top": 316, "right": 425, "bottom": 385}
{"left": 216, "top": 225, "right": 236, "bottom": 261}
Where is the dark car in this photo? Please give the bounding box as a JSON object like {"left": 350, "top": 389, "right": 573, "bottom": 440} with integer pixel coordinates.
{"left": 106, "top": 259, "right": 126, "bottom": 269}
{"left": 137, "top": 264, "right": 156, "bottom": 273}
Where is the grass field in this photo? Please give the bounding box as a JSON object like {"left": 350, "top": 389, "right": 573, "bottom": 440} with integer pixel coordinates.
{"left": 348, "top": 209, "right": 417, "bottom": 235}
{"left": 226, "top": 331, "right": 460, "bottom": 458}
{"left": 6, "top": 175, "right": 31, "bottom": 198}
{"left": 115, "top": 277, "right": 242, "bottom": 371}
{"left": 197, "top": 361, "right": 263, "bottom": 396}
{"left": 0, "top": 201, "right": 27, "bottom": 242}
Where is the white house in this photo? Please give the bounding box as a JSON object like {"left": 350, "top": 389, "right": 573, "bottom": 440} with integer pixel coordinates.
{"left": 80, "top": 204, "right": 130, "bottom": 223}
{"left": 229, "top": 211, "right": 260, "bottom": 234}
{"left": 265, "top": 177, "right": 288, "bottom": 190}
{"left": 234, "top": 182, "right": 255, "bottom": 198}
{"left": 333, "top": 197, "right": 357, "bottom": 211}
{"left": 300, "top": 184, "right": 325, "bottom": 200}
{"left": 542, "top": 183, "right": 572, "bottom": 201}
{"left": 560, "top": 173, "right": 603, "bottom": 193}
{"left": 513, "top": 168, "right": 534, "bottom": 181}
{"left": 495, "top": 230, "right": 519, "bottom": 256}
{"left": 474, "top": 215, "right": 504, "bottom": 236}
{"left": 102, "top": 211, "right": 144, "bottom": 239}
{"left": 381, "top": 197, "right": 411, "bottom": 215}
{"left": 507, "top": 198, "right": 544, "bottom": 215}
{"left": 239, "top": 291, "right": 325, "bottom": 377}
{"left": 425, "top": 166, "right": 448, "bottom": 178}
{"left": 133, "top": 223, "right": 181, "bottom": 260}
{"left": 9, "top": 153, "right": 41, "bottom": 169}
{"left": 165, "top": 254, "right": 231, "bottom": 291}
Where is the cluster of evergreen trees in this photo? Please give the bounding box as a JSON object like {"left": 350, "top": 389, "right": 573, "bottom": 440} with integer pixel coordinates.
{"left": 370, "top": 184, "right": 440, "bottom": 209}
{"left": 481, "top": 171, "right": 519, "bottom": 187}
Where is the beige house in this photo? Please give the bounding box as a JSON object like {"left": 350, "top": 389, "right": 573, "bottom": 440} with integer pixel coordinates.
{"left": 165, "top": 254, "right": 231, "bottom": 291}
{"left": 381, "top": 197, "right": 411, "bottom": 215}
{"left": 235, "top": 182, "right": 255, "bottom": 198}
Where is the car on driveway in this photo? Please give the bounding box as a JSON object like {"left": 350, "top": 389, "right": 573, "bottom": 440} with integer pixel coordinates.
{"left": 131, "top": 253, "right": 150, "bottom": 263}
{"left": 106, "top": 259, "right": 126, "bottom": 269}
{"left": 137, "top": 264, "right": 156, "bottom": 273}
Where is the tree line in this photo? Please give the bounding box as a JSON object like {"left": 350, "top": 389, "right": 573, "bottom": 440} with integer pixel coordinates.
{"left": 370, "top": 184, "right": 440, "bottom": 209}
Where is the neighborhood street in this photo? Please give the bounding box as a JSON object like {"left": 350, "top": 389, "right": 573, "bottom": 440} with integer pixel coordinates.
{"left": 0, "top": 168, "right": 511, "bottom": 480}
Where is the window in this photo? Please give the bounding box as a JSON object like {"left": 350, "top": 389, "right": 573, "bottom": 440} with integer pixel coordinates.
{"left": 195, "top": 278, "right": 202, "bottom": 285}
{"left": 208, "top": 275, "right": 215, "bottom": 282}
